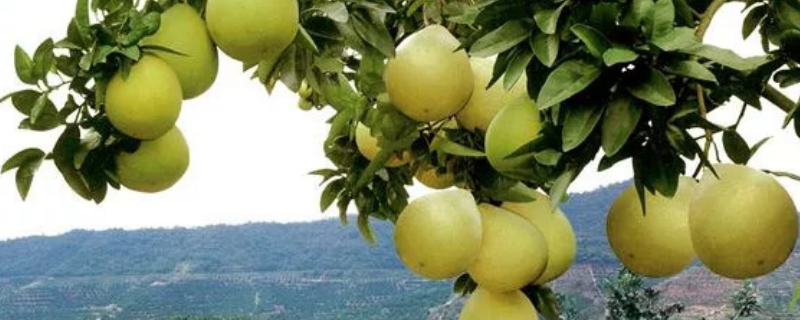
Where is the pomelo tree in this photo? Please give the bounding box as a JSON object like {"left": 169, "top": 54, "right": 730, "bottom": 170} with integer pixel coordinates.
{"left": 4, "top": 0, "right": 800, "bottom": 318}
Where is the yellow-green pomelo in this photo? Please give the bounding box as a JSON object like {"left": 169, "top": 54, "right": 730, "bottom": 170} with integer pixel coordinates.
{"left": 142, "top": 4, "right": 218, "bottom": 99}
{"left": 415, "top": 162, "right": 455, "bottom": 190}
{"left": 459, "top": 287, "right": 538, "bottom": 320}
{"left": 355, "top": 123, "right": 412, "bottom": 168}
{"left": 456, "top": 56, "right": 529, "bottom": 132}
{"left": 468, "top": 204, "right": 548, "bottom": 292}
{"left": 384, "top": 25, "right": 473, "bottom": 122}
{"left": 116, "top": 127, "right": 190, "bottom": 193}
{"left": 206, "top": 0, "right": 299, "bottom": 63}
{"left": 394, "top": 189, "right": 483, "bottom": 279}
{"left": 606, "top": 176, "right": 697, "bottom": 277}
{"left": 105, "top": 55, "right": 182, "bottom": 140}
{"left": 690, "top": 164, "right": 798, "bottom": 279}
{"left": 484, "top": 98, "right": 541, "bottom": 172}
{"left": 502, "top": 192, "right": 577, "bottom": 284}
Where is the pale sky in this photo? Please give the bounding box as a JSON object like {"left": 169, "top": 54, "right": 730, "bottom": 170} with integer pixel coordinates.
{"left": 0, "top": 1, "right": 799, "bottom": 240}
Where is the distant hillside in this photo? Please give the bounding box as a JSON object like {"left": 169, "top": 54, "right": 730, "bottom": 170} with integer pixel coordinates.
{"left": 0, "top": 181, "right": 627, "bottom": 279}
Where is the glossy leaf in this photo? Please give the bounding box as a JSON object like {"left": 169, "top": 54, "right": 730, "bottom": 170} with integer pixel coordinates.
{"left": 602, "top": 94, "right": 641, "bottom": 157}
{"left": 538, "top": 60, "right": 601, "bottom": 110}
{"left": 603, "top": 48, "right": 638, "bottom": 66}
{"left": 531, "top": 33, "right": 559, "bottom": 67}
{"left": 571, "top": 24, "right": 611, "bottom": 57}
{"left": 562, "top": 103, "right": 604, "bottom": 152}
{"left": 470, "top": 19, "right": 532, "bottom": 58}
{"left": 2, "top": 148, "right": 45, "bottom": 174}
{"left": 664, "top": 60, "right": 717, "bottom": 83}
{"left": 534, "top": 1, "right": 569, "bottom": 34}
{"left": 722, "top": 130, "right": 751, "bottom": 165}
{"left": 625, "top": 67, "right": 676, "bottom": 107}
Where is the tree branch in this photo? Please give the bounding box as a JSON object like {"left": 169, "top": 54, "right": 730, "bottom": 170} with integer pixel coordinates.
{"left": 763, "top": 85, "right": 796, "bottom": 113}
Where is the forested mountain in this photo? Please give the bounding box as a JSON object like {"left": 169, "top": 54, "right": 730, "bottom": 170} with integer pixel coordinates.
{"left": 0, "top": 181, "right": 627, "bottom": 279}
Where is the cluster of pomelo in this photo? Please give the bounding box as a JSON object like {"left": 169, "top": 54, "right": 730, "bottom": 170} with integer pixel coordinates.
{"left": 607, "top": 164, "right": 799, "bottom": 280}
{"left": 108, "top": 0, "right": 298, "bottom": 194}
{"left": 395, "top": 190, "right": 575, "bottom": 320}
{"left": 350, "top": 25, "right": 578, "bottom": 319}
{"left": 354, "top": 25, "right": 536, "bottom": 189}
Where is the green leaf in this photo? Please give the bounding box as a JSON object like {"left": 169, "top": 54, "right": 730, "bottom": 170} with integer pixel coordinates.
{"left": 32, "top": 39, "right": 55, "bottom": 81}
{"left": 664, "top": 60, "right": 717, "bottom": 83}
{"left": 535, "top": 149, "right": 562, "bottom": 166}
{"left": 602, "top": 93, "right": 641, "bottom": 156}
{"left": 436, "top": 139, "right": 486, "bottom": 157}
{"left": 774, "top": 69, "right": 800, "bottom": 88}
{"left": 30, "top": 93, "right": 50, "bottom": 125}
{"left": 2, "top": 148, "right": 46, "bottom": 174}
{"left": 121, "top": 12, "right": 161, "bottom": 46}
{"left": 358, "top": 212, "right": 377, "bottom": 246}
{"left": 53, "top": 126, "right": 92, "bottom": 201}
{"left": 504, "top": 49, "right": 533, "bottom": 90}
{"left": 648, "top": 0, "right": 675, "bottom": 39}
{"left": 723, "top": 130, "right": 751, "bottom": 165}
{"left": 549, "top": 168, "right": 577, "bottom": 206}
{"left": 74, "top": 0, "right": 92, "bottom": 44}
{"left": 14, "top": 46, "right": 37, "bottom": 85}
{"left": 625, "top": 67, "right": 676, "bottom": 107}
{"left": 602, "top": 48, "right": 638, "bottom": 66}
{"left": 750, "top": 136, "right": 769, "bottom": 155}
{"left": 296, "top": 26, "right": 320, "bottom": 53}
{"left": 531, "top": 33, "right": 559, "bottom": 67}
{"left": 11, "top": 90, "right": 41, "bottom": 115}
{"left": 537, "top": 60, "right": 601, "bottom": 110}
{"left": 621, "top": 0, "right": 654, "bottom": 27}
{"left": 15, "top": 157, "right": 44, "bottom": 201}
{"left": 681, "top": 44, "right": 769, "bottom": 71}
{"left": 562, "top": 103, "right": 604, "bottom": 152}
{"left": 742, "top": 4, "right": 767, "bottom": 39}
{"left": 351, "top": 11, "right": 395, "bottom": 58}
{"left": 534, "top": 1, "right": 569, "bottom": 34}
{"left": 570, "top": 24, "right": 611, "bottom": 57}
{"left": 470, "top": 19, "right": 532, "bottom": 58}
{"left": 528, "top": 285, "right": 561, "bottom": 320}
{"left": 321, "top": 179, "right": 346, "bottom": 212}
{"left": 651, "top": 27, "right": 698, "bottom": 51}
{"left": 315, "top": 2, "right": 349, "bottom": 22}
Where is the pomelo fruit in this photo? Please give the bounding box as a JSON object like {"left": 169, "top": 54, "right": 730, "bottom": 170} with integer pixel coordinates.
{"left": 355, "top": 123, "right": 412, "bottom": 168}
{"left": 206, "top": 0, "right": 299, "bottom": 64}
{"left": 503, "top": 192, "right": 577, "bottom": 284}
{"left": 415, "top": 162, "right": 455, "bottom": 190}
{"left": 690, "top": 164, "right": 798, "bottom": 279}
{"left": 105, "top": 55, "right": 182, "bottom": 140}
{"left": 384, "top": 25, "right": 473, "bottom": 122}
{"left": 459, "top": 287, "right": 538, "bottom": 320}
{"left": 456, "top": 56, "right": 529, "bottom": 132}
{"left": 484, "top": 98, "right": 541, "bottom": 173}
{"left": 606, "top": 176, "right": 697, "bottom": 277}
{"left": 468, "top": 204, "right": 548, "bottom": 292}
{"left": 116, "top": 127, "right": 190, "bottom": 193}
{"left": 394, "top": 189, "right": 482, "bottom": 279}
{"left": 142, "top": 3, "right": 219, "bottom": 99}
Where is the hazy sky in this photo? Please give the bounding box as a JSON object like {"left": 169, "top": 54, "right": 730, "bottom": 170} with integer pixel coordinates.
{"left": 0, "top": 1, "right": 799, "bottom": 240}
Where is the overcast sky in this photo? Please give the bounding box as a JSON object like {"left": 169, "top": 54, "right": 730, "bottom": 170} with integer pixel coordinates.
{"left": 0, "top": 1, "right": 799, "bottom": 240}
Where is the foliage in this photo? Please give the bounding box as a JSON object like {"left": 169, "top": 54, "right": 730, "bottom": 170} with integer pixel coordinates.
{"left": 730, "top": 281, "right": 762, "bottom": 319}
{"left": 555, "top": 292, "right": 580, "bottom": 320}
{"left": 602, "top": 268, "right": 684, "bottom": 320}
